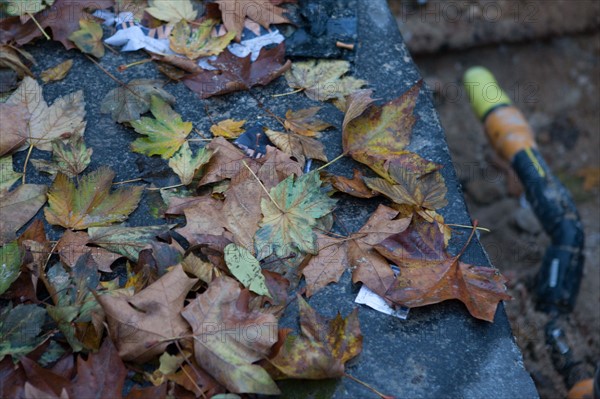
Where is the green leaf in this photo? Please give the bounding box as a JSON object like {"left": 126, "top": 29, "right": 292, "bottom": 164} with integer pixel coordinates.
{"left": 224, "top": 243, "right": 271, "bottom": 297}
{"left": 44, "top": 167, "right": 143, "bottom": 230}
{"left": 0, "top": 303, "right": 48, "bottom": 361}
{"left": 38, "top": 340, "right": 66, "bottom": 367}
{"left": 4, "top": 0, "right": 54, "bottom": 16}
{"left": 130, "top": 96, "right": 192, "bottom": 159}
{"left": 170, "top": 19, "right": 235, "bottom": 59}
{"left": 168, "top": 142, "right": 213, "bottom": 185}
{"left": 88, "top": 224, "right": 175, "bottom": 261}
{"left": 68, "top": 19, "right": 104, "bottom": 58}
{"left": 0, "top": 242, "right": 22, "bottom": 295}
{"left": 32, "top": 134, "right": 93, "bottom": 178}
{"left": 254, "top": 171, "right": 336, "bottom": 260}
{"left": 0, "top": 156, "right": 22, "bottom": 192}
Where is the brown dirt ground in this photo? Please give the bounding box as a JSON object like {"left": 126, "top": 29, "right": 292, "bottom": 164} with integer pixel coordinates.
{"left": 389, "top": 2, "right": 599, "bottom": 397}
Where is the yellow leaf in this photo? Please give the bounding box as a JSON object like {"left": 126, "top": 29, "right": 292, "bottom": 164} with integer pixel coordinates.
{"left": 68, "top": 19, "right": 104, "bottom": 58}
{"left": 170, "top": 19, "right": 235, "bottom": 60}
{"left": 40, "top": 59, "right": 73, "bottom": 83}
{"left": 210, "top": 118, "right": 246, "bottom": 139}
{"left": 284, "top": 107, "right": 332, "bottom": 137}
{"left": 145, "top": 0, "right": 196, "bottom": 23}
{"left": 265, "top": 129, "right": 327, "bottom": 166}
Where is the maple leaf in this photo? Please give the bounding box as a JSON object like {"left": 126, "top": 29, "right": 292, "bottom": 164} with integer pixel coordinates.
{"left": 210, "top": 118, "right": 246, "bottom": 139}
{"left": 100, "top": 79, "right": 175, "bottom": 123}
{"left": 40, "top": 59, "right": 73, "bottom": 83}
{"left": 55, "top": 229, "right": 120, "bottom": 272}
{"left": 31, "top": 134, "right": 92, "bottom": 178}
{"left": 301, "top": 234, "right": 349, "bottom": 297}
{"left": 130, "top": 96, "right": 192, "bottom": 159}
{"left": 0, "top": 303, "right": 48, "bottom": 361}
{"left": 145, "top": 0, "right": 197, "bottom": 23}
{"left": 254, "top": 171, "right": 337, "bottom": 260}
{"left": 0, "top": 184, "right": 48, "bottom": 245}
{"left": 97, "top": 264, "right": 198, "bottom": 362}
{"left": 321, "top": 170, "right": 376, "bottom": 199}
{"left": 215, "top": 0, "right": 290, "bottom": 41}
{"left": 19, "top": 357, "right": 70, "bottom": 398}
{"left": 0, "top": 156, "right": 22, "bottom": 192}
{"left": 377, "top": 218, "right": 511, "bottom": 322}
{"left": 68, "top": 19, "right": 104, "bottom": 58}
{"left": 183, "top": 44, "right": 291, "bottom": 99}
{"left": 339, "top": 88, "right": 376, "bottom": 131}
{"left": 168, "top": 142, "right": 213, "bottom": 185}
{"left": 181, "top": 276, "right": 280, "bottom": 394}
{"left": 44, "top": 167, "right": 143, "bottom": 230}
{"left": 0, "top": 104, "right": 28, "bottom": 156}
{"left": 170, "top": 19, "right": 235, "bottom": 59}
{"left": 265, "top": 128, "right": 327, "bottom": 166}
{"left": 6, "top": 76, "right": 86, "bottom": 152}
{"left": 0, "top": 0, "right": 114, "bottom": 49}
{"left": 284, "top": 107, "right": 332, "bottom": 137}
{"left": 87, "top": 224, "right": 174, "bottom": 262}
{"left": 285, "top": 60, "right": 367, "bottom": 102}
{"left": 268, "top": 296, "right": 362, "bottom": 379}
{"left": 224, "top": 243, "right": 271, "bottom": 297}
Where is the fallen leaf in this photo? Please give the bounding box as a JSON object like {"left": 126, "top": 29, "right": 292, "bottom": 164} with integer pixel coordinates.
{"left": 0, "top": 184, "right": 48, "bottom": 245}
{"left": 215, "top": 0, "right": 290, "bottom": 41}
{"left": 68, "top": 19, "right": 104, "bottom": 58}
{"left": 285, "top": 59, "right": 367, "bottom": 102}
{"left": 339, "top": 89, "right": 376, "bottom": 131}
{"left": 198, "top": 137, "right": 257, "bottom": 186}
{"left": 31, "top": 134, "right": 93, "bottom": 178}
{"left": 4, "top": 0, "right": 54, "bottom": 16}
{"left": 224, "top": 243, "right": 271, "bottom": 297}
{"left": 0, "top": 241, "right": 22, "bottom": 295}
{"left": 70, "top": 338, "right": 127, "bottom": 399}
{"left": 44, "top": 167, "right": 143, "bottom": 230}
{"left": 302, "top": 234, "right": 348, "bottom": 297}
{"left": 170, "top": 19, "right": 235, "bottom": 59}
{"left": 40, "top": 59, "right": 73, "bottom": 83}
{"left": 254, "top": 171, "right": 337, "bottom": 260}
{"left": 0, "top": 44, "right": 33, "bottom": 78}
{"left": 97, "top": 264, "right": 198, "bottom": 362}
{"left": 169, "top": 142, "right": 213, "bottom": 185}
{"left": 342, "top": 81, "right": 422, "bottom": 169}
{"left": 130, "top": 96, "right": 192, "bottom": 159}
{"left": 377, "top": 220, "right": 511, "bottom": 322}
{"left": 183, "top": 44, "right": 291, "bottom": 99}
{"left": 6, "top": 76, "right": 86, "bottom": 152}
{"left": 0, "top": 156, "right": 22, "bottom": 192}
{"left": 576, "top": 166, "right": 600, "bottom": 191}
{"left": 321, "top": 170, "right": 376, "bottom": 199}
{"left": 268, "top": 296, "right": 362, "bottom": 379}
{"left": 265, "top": 129, "right": 327, "bottom": 166}
{"left": 0, "top": 303, "right": 48, "bottom": 361}
{"left": 145, "top": 0, "right": 196, "bottom": 23}
{"left": 181, "top": 276, "right": 280, "bottom": 394}
{"left": 20, "top": 357, "right": 70, "bottom": 398}
{"left": 55, "top": 229, "right": 120, "bottom": 272}
{"left": 101, "top": 79, "right": 175, "bottom": 123}
{"left": 210, "top": 119, "right": 246, "bottom": 139}
{"left": 0, "top": 356, "right": 26, "bottom": 398}
{"left": 0, "top": 104, "right": 28, "bottom": 156}
{"left": 88, "top": 224, "right": 174, "bottom": 262}
{"left": 284, "top": 107, "right": 332, "bottom": 137}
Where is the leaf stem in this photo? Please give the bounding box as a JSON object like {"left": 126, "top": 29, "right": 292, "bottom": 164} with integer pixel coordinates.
{"left": 21, "top": 144, "right": 34, "bottom": 184}
{"left": 316, "top": 152, "right": 346, "bottom": 172}
{"left": 343, "top": 372, "right": 395, "bottom": 399}
{"left": 39, "top": 241, "right": 60, "bottom": 306}
{"left": 146, "top": 183, "right": 185, "bottom": 191}
{"left": 118, "top": 58, "right": 152, "bottom": 72}
{"left": 446, "top": 223, "right": 491, "bottom": 233}
{"left": 272, "top": 87, "right": 304, "bottom": 98}
{"left": 242, "top": 160, "right": 282, "bottom": 212}
{"left": 112, "top": 178, "right": 143, "bottom": 185}
{"left": 27, "top": 12, "right": 50, "bottom": 40}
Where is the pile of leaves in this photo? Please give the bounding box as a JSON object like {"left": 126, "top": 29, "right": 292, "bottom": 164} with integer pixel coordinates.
{"left": 0, "top": 0, "right": 510, "bottom": 397}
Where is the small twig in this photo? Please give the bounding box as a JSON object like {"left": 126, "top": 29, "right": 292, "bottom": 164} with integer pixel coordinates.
{"left": 194, "top": 128, "right": 210, "bottom": 139}
{"left": 336, "top": 41, "right": 355, "bottom": 50}
{"left": 174, "top": 340, "right": 207, "bottom": 399}
{"left": 39, "top": 241, "right": 60, "bottom": 306}
{"left": 84, "top": 54, "right": 147, "bottom": 102}
{"left": 118, "top": 58, "right": 152, "bottom": 72}
{"left": 187, "top": 138, "right": 212, "bottom": 142}
{"left": 272, "top": 87, "right": 304, "bottom": 98}
{"left": 343, "top": 373, "right": 394, "bottom": 399}
{"left": 27, "top": 12, "right": 50, "bottom": 40}
{"left": 316, "top": 152, "right": 346, "bottom": 172}
{"left": 242, "top": 160, "right": 282, "bottom": 212}
{"left": 146, "top": 183, "right": 185, "bottom": 191}
{"left": 112, "top": 178, "right": 143, "bottom": 185}
{"left": 446, "top": 223, "right": 491, "bottom": 233}
{"left": 21, "top": 143, "right": 34, "bottom": 184}
{"left": 103, "top": 43, "right": 119, "bottom": 54}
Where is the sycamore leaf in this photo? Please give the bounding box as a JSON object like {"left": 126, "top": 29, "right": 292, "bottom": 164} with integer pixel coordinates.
{"left": 364, "top": 166, "right": 448, "bottom": 211}
{"left": 302, "top": 234, "right": 348, "bottom": 297}
{"left": 0, "top": 104, "right": 28, "bottom": 156}
{"left": 181, "top": 276, "right": 280, "bottom": 394}
{"left": 0, "top": 184, "right": 48, "bottom": 245}
{"left": 377, "top": 218, "right": 511, "bottom": 322}
{"left": 340, "top": 89, "right": 376, "bottom": 131}
{"left": 210, "top": 119, "right": 246, "bottom": 139}
{"left": 215, "top": 0, "right": 290, "bottom": 41}
{"left": 224, "top": 243, "right": 270, "bottom": 297}
{"left": 40, "top": 59, "right": 73, "bottom": 83}
{"left": 285, "top": 60, "right": 367, "bottom": 102}
{"left": 68, "top": 19, "right": 104, "bottom": 58}
{"left": 0, "top": 44, "right": 33, "bottom": 78}
{"left": 265, "top": 129, "right": 327, "bottom": 166}
{"left": 55, "top": 229, "right": 120, "bottom": 272}
{"left": 6, "top": 77, "right": 86, "bottom": 152}
{"left": 145, "top": 0, "right": 196, "bottom": 23}
{"left": 0, "top": 303, "right": 48, "bottom": 361}
{"left": 88, "top": 224, "right": 174, "bottom": 262}
{"left": 269, "top": 296, "right": 362, "bottom": 379}
{"left": 44, "top": 167, "right": 143, "bottom": 230}
{"left": 97, "top": 264, "right": 198, "bottom": 362}
{"left": 130, "top": 96, "right": 192, "bottom": 159}
{"left": 284, "top": 107, "right": 332, "bottom": 137}
{"left": 101, "top": 79, "right": 175, "bottom": 123}
{"left": 343, "top": 81, "right": 422, "bottom": 171}
{"left": 320, "top": 170, "right": 376, "bottom": 199}
{"left": 168, "top": 142, "right": 213, "bottom": 185}
{"left": 0, "top": 242, "right": 22, "bottom": 295}
{"left": 0, "top": 156, "right": 22, "bottom": 192}
{"left": 31, "top": 134, "right": 92, "bottom": 178}
{"left": 170, "top": 19, "right": 235, "bottom": 59}
{"left": 4, "top": 0, "right": 54, "bottom": 16}
{"left": 183, "top": 44, "right": 291, "bottom": 99}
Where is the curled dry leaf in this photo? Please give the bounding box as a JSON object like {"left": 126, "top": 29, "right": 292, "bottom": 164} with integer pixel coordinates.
{"left": 68, "top": 19, "right": 104, "bottom": 58}
{"left": 264, "top": 129, "right": 327, "bottom": 166}
{"left": 321, "top": 169, "right": 376, "bottom": 199}
{"left": 40, "top": 59, "right": 73, "bottom": 83}
{"left": 0, "top": 45, "right": 33, "bottom": 78}
{"left": 0, "top": 184, "right": 48, "bottom": 245}
{"left": 284, "top": 107, "right": 332, "bottom": 137}
{"left": 340, "top": 89, "right": 376, "bottom": 131}
{"left": 210, "top": 119, "right": 246, "bottom": 139}
{"left": 215, "top": 0, "right": 290, "bottom": 41}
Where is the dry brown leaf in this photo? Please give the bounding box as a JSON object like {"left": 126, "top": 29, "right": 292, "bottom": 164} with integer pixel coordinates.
{"left": 0, "top": 184, "right": 48, "bottom": 245}
{"left": 284, "top": 107, "right": 332, "bottom": 137}
{"left": 302, "top": 234, "right": 349, "bottom": 297}
{"left": 215, "top": 0, "right": 291, "bottom": 41}
{"left": 340, "top": 89, "right": 376, "bottom": 131}
{"left": 210, "top": 119, "right": 246, "bottom": 139}
{"left": 40, "top": 60, "right": 73, "bottom": 83}
{"left": 321, "top": 170, "right": 376, "bottom": 199}
{"left": 0, "top": 104, "right": 28, "bottom": 157}
{"left": 0, "top": 45, "right": 33, "bottom": 78}
{"left": 265, "top": 129, "right": 327, "bottom": 166}
{"left": 55, "top": 230, "right": 121, "bottom": 272}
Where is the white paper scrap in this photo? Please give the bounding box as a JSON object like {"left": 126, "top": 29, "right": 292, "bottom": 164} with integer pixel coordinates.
{"left": 355, "top": 285, "right": 410, "bottom": 320}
